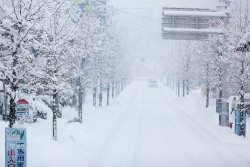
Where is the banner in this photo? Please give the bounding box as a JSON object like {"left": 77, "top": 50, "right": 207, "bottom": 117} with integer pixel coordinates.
{"left": 5, "top": 128, "right": 27, "bottom": 167}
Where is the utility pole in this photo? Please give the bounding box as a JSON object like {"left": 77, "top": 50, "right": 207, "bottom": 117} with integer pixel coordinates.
{"left": 218, "top": 0, "right": 231, "bottom": 127}
{"left": 235, "top": 40, "right": 248, "bottom": 136}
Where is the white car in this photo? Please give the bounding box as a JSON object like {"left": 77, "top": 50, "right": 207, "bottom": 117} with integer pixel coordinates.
{"left": 148, "top": 80, "right": 157, "bottom": 88}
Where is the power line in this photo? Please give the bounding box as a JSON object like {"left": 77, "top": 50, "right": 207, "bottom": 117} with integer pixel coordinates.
{"left": 118, "top": 25, "right": 161, "bottom": 35}
{"left": 115, "top": 8, "right": 162, "bottom": 24}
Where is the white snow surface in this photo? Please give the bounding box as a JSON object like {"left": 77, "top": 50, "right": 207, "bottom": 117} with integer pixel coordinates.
{"left": 1, "top": 81, "right": 250, "bottom": 167}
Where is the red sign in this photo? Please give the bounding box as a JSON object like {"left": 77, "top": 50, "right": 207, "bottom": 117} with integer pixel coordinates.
{"left": 17, "top": 99, "right": 29, "bottom": 104}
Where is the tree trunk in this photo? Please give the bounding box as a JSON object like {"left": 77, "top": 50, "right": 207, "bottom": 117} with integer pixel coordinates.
{"left": 118, "top": 81, "right": 120, "bottom": 95}
{"left": 107, "top": 84, "right": 110, "bottom": 106}
{"left": 176, "top": 80, "right": 178, "bottom": 95}
{"left": 218, "top": 65, "right": 223, "bottom": 115}
{"left": 112, "top": 81, "right": 115, "bottom": 99}
{"left": 206, "top": 83, "right": 209, "bottom": 108}
{"left": 186, "top": 78, "right": 189, "bottom": 95}
{"left": 55, "top": 94, "right": 60, "bottom": 118}
{"left": 9, "top": 97, "right": 16, "bottom": 128}
{"left": 52, "top": 90, "right": 57, "bottom": 141}
{"left": 99, "top": 86, "right": 102, "bottom": 107}
{"left": 115, "top": 81, "right": 118, "bottom": 97}
{"left": 78, "top": 87, "right": 83, "bottom": 123}
{"left": 122, "top": 80, "right": 124, "bottom": 91}
{"left": 4, "top": 83, "right": 7, "bottom": 122}
{"left": 172, "top": 79, "right": 175, "bottom": 90}
{"left": 93, "top": 87, "right": 96, "bottom": 107}
{"left": 239, "top": 60, "right": 245, "bottom": 136}
{"left": 178, "top": 80, "right": 180, "bottom": 97}
{"left": 9, "top": 81, "right": 17, "bottom": 127}
{"left": 206, "top": 63, "right": 209, "bottom": 108}
{"left": 186, "top": 53, "right": 190, "bottom": 95}
{"left": 9, "top": 54, "right": 18, "bottom": 127}
{"left": 183, "top": 79, "right": 185, "bottom": 97}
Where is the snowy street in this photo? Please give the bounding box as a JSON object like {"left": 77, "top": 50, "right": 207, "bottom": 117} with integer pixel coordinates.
{"left": 1, "top": 81, "right": 250, "bottom": 167}
{"left": 86, "top": 81, "right": 250, "bottom": 167}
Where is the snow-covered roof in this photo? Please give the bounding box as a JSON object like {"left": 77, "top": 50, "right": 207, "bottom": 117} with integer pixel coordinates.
{"left": 163, "top": 11, "right": 227, "bottom": 18}
{"left": 163, "top": 28, "right": 224, "bottom": 34}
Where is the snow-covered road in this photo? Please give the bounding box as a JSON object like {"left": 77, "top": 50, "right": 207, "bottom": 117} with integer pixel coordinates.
{"left": 1, "top": 81, "right": 250, "bottom": 167}
{"left": 86, "top": 81, "right": 250, "bottom": 167}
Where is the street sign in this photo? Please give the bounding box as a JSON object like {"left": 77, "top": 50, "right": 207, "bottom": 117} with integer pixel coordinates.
{"left": 216, "top": 99, "right": 222, "bottom": 113}
{"left": 16, "top": 99, "right": 29, "bottom": 118}
{"left": 162, "top": 7, "right": 226, "bottom": 40}
{"left": 235, "top": 110, "right": 246, "bottom": 137}
{"left": 5, "top": 128, "right": 27, "bottom": 167}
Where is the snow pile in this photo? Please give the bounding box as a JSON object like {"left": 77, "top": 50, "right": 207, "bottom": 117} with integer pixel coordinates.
{"left": 172, "top": 88, "right": 250, "bottom": 150}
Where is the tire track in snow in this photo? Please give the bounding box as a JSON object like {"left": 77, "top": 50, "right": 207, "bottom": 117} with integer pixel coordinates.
{"left": 132, "top": 83, "right": 195, "bottom": 167}
{"left": 86, "top": 83, "right": 142, "bottom": 167}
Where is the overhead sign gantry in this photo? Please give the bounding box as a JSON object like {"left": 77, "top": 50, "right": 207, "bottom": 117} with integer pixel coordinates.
{"left": 162, "top": 7, "right": 227, "bottom": 40}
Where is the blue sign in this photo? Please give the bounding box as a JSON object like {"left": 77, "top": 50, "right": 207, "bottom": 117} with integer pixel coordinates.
{"left": 235, "top": 110, "right": 246, "bottom": 137}
{"left": 5, "top": 128, "right": 27, "bottom": 167}
{"left": 16, "top": 104, "right": 29, "bottom": 118}
{"left": 216, "top": 99, "right": 222, "bottom": 113}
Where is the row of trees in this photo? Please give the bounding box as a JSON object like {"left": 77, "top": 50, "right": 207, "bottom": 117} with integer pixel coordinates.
{"left": 164, "top": 0, "right": 250, "bottom": 112}
{"left": 0, "top": 0, "right": 130, "bottom": 140}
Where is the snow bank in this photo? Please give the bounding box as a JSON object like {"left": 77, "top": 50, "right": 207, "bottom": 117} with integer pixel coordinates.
{"left": 171, "top": 88, "right": 250, "bottom": 150}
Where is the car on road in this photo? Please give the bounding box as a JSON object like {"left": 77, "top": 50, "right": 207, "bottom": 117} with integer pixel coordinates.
{"left": 148, "top": 80, "right": 157, "bottom": 88}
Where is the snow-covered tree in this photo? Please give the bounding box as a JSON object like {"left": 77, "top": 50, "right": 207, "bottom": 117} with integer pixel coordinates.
{"left": 0, "top": 0, "right": 49, "bottom": 127}
{"left": 227, "top": 0, "right": 250, "bottom": 111}
{"left": 71, "top": 12, "right": 103, "bottom": 121}
{"left": 33, "top": 0, "right": 80, "bottom": 140}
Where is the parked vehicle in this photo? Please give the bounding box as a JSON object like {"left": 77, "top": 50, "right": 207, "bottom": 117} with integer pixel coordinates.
{"left": 148, "top": 80, "right": 157, "bottom": 88}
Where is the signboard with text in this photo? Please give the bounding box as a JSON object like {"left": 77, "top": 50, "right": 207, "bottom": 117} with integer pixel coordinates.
{"left": 5, "top": 128, "right": 27, "bottom": 167}
{"left": 235, "top": 110, "right": 246, "bottom": 137}
{"left": 162, "top": 7, "right": 226, "bottom": 40}
{"left": 16, "top": 99, "right": 29, "bottom": 118}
